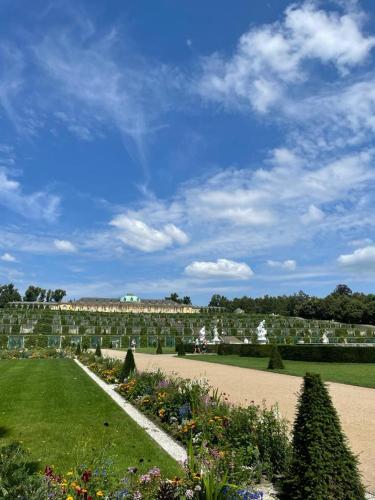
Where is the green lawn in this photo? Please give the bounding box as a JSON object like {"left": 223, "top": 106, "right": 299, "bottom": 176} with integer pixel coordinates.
{"left": 0, "top": 359, "right": 180, "bottom": 475}
{"left": 185, "top": 355, "right": 375, "bottom": 388}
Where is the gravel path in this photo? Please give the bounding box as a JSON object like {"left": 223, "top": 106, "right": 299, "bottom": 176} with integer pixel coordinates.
{"left": 103, "top": 350, "right": 375, "bottom": 493}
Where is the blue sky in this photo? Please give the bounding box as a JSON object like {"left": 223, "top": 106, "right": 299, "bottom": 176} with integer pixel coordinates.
{"left": 1, "top": 0, "right": 375, "bottom": 304}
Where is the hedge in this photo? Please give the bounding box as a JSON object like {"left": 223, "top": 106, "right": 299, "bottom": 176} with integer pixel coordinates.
{"left": 213, "top": 343, "right": 375, "bottom": 363}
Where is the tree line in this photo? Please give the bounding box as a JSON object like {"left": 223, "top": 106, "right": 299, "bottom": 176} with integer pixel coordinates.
{"left": 209, "top": 284, "right": 375, "bottom": 325}
{"left": 0, "top": 284, "right": 66, "bottom": 307}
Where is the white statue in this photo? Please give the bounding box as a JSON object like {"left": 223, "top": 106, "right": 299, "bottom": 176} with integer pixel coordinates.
{"left": 212, "top": 325, "right": 221, "bottom": 344}
{"left": 243, "top": 337, "right": 249, "bottom": 344}
{"left": 256, "top": 320, "right": 268, "bottom": 344}
{"left": 321, "top": 332, "right": 329, "bottom": 344}
{"left": 198, "top": 326, "right": 206, "bottom": 342}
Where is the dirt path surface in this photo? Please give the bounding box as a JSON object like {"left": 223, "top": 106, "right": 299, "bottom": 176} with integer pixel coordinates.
{"left": 103, "top": 350, "right": 375, "bottom": 492}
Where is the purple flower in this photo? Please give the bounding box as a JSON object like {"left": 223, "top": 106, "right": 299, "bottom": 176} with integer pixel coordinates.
{"left": 139, "top": 474, "right": 151, "bottom": 484}
{"left": 157, "top": 380, "right": 170, "bottom": 389}
{"left": 148, "top": 467, "right": 161, "bottom": 477}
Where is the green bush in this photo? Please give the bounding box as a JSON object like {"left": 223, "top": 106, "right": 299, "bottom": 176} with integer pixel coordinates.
{"left": 177, "top": 341, "right": 185, "bottom": 356}
{"left": 267, "top": 344, "right": 284, "bottom": 369}
{"left": 119, "top": 349, "right": 136, "bottom": 382}
{"left": 95, "top": 343, "right": 102, "bottom": 357}
{"left": 283, "top": 373, "right": 365, "bottom": 500}
{"left": 75, "top": 343, "right": 81, "bottom": 355}
{"left": 156, "top": 338, "right": 163, "bottom": 354}
{"left": 0, "top": 442, "right": 47, "bottom": 498}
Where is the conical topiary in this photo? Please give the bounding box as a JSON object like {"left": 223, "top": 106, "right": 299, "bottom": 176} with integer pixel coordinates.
{"left": 119, "top": 349, "right": 136, "bottom": 382}
{"left": 156, "top": 338, "right": 163, "bottom": 354}
{"left": 176, "top": 341, "right": 185, "bottom": 357}
{"left": 95, "top": 343, "right": 102, "bottom": 357}
{"left": 75, "top": 343, "right": 81, "bottom": 356}
{"left": 267, "top": 344, "right": 284, "bottom": 369}
{"left": 283, "top": 373, "right": 365, "bottom": 500}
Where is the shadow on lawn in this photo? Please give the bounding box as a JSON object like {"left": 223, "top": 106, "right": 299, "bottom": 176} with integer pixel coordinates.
{"left": 0, "top": 426, "right": 10, "bottom": 438}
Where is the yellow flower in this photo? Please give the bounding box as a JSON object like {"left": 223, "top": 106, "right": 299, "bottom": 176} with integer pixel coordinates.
{"left": 96, "top": 491, "right": 104, "bottom": 497}
{"left": 66, "top": 496, "right": 74, "bottom": 500}
{"left": 66, "top": 471, "right": 74, "bottom": 476}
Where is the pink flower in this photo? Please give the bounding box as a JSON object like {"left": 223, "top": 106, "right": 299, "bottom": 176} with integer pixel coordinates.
{"left": 148, "top": 467, "right": 161, "bottom": 477}
{"left": 139, "top": 474, "right": 151, "bottom": 484}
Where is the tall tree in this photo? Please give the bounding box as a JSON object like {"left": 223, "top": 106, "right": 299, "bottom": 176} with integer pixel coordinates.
{"left": 165, "top": 293, "right": 180, "bottom": 303}
{"left": 23, "top": 286, "right": 42, "bottom": 302}
{"left": 0, "top": 283, "right": 21, "bottom": 307}
{"left": 51, "top": 289, "right": 66, "bottom": 302}
{"left": 332, "top": 284, "right": 353, "bottom": 296}
{"left": 39, "top": 289, "right": 46, "bottom": 302}
{"left": 182, "top": 296, "right": 191, "bottom": 305}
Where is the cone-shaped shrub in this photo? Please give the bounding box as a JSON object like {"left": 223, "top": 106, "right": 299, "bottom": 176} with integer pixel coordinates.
{"left": 156, "top": 338, "right": 163, "bottom": 354}
{"left": 75, "top": 343, "right": 81, "bottom": 356}
{"left": 119, "top": 349, "right": 136, "bottom": 382}
{"left": 177, "top": 341, "right": 185, "bottom": 357}
{"left": 267, "top": 344, "right": 284, "bottom": 369}
{"left": 283, "top": 373, "right": 365, "bottom": 500}
{"left": 95, "top": 343, "right": 102, "bottom": 357}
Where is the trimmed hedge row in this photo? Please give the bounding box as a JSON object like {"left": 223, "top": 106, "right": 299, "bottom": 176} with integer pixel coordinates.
{"left": 211, "top": 343, "right": 375, "bottom": 363}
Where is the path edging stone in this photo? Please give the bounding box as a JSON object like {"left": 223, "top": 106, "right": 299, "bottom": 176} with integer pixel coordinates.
{"left": 74, "top": 358, "right": 187, "bottom": 463}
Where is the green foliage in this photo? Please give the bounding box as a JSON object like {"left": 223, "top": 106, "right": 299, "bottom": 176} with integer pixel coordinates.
{"left": 0, "top": 283, "right": 21, "bottom": 307}
{"left": 119, "top": 349, "right": 136, "bottom": 382}
{"left": 267, "top": 344, "right": 284, "bottom": 369}
{"left": 116, "top": 368, "right": 291, "bottom": 483}
{"left": 95, "top": 343, "right": 102, "bottom": 357}
{"left": 156, "top": 337, "right": 163, "bottom": 354}
{"left": 0, "top": 442, "right": 47, "bottom": 498}
{"left": 283, "top": 373, "right": 365, "bottom": 500}
{"left": 176, "top": 341, "right": 185, "bottom": 356}
{"left": 75, "top": 342, "right": 81, "bottom": 355}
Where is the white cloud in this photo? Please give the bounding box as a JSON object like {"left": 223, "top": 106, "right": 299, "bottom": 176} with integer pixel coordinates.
{"left": 301, "top": 204, "right": 325, "bottom": 224}
{"left": 338, "top": 245, "right": 375, "bottom": 270}
{"left": 197, "top": 2, "right": 375, "bottom": 112}
{"left": 185, "top": 258, "right": 253, "bottom": 280}
{"left": 0, "top": 253, "right": 16, "bottom": 262}
{"left": 349, "top": 238, "right": 372, "bottom": 247}
{"left": 0, "top": 169, "right": 60, "bottom": 222}
{"left": 54, "top": 239, "right": 77, "bottom": 253}
{"left": 267, "top": 259, "right": 297, "bottom": 271}
{"left": 110, "top": 214, "right": 189, "bottom": 252}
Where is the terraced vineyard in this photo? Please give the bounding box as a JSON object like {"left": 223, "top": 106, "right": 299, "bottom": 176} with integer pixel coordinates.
{"left": 0, "top": 306, "right": 374, "bottom": 349}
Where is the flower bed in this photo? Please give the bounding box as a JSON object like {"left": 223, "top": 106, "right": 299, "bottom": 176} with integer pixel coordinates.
{"left": 0, "top": 347, "right": 67, "bottom": 359}
{"left": 78, "top": 353, "right": 291, "bottom": 494}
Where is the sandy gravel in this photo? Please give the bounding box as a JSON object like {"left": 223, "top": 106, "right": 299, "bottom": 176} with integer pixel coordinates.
{"left": 103, "top": 350, "right": 375, "bottom": 492}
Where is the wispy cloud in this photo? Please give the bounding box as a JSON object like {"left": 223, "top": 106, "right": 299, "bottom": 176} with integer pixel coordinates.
{"left": 54, "top": 239, "right": 77, "bottom": 253}
{"left": 267, "top": 259, "right": 297, "bottom": 271}
{"left": 0, "top": 168, "right": 60, "bottom": 222}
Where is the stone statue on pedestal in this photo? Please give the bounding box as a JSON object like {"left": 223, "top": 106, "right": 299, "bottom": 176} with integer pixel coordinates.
{"left": 256, "top": 320, "right": 268, "bottom": 344}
